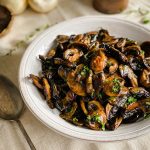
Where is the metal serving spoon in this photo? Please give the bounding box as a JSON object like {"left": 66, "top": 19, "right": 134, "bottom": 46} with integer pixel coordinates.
{"left": 0, "top": 75, "right": 36, "bottom": 150}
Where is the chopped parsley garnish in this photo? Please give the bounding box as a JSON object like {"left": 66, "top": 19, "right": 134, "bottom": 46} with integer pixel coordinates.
{"left": 107, "top": 61, "right": 112, "bottom": 67}
{"left": 98, "top": 93, "right": 103, "bottom": 99}
{"left": 144, "top": 114, "right": 150, "bottom": 119}
{"left": 142, "top": 18, "right": 150, "bottom": 24}
{"left": 101, "top": 123, "right": 105, "bottom": 131}
{"left": 112, "top": 78, "right": 121, "bottom": 93}
{"left": 93, "top": 115, "right": 102, "bottom": 123}
{"left": 86, "top": 115, "right": 91, "bottom": 121}
{"left": 86, "top": 114, "right": 105, "bottom": 130}
{"left": 140, "top": 50, "right": 145, "bottom": 55}
{"left": 73, "top": 117, "right": 78, "bottom": 122}
{"left": 80, "top": 66, "right": 90, "bottom": 76}
{"left": 127, "top": 96, "right": 137, "bottom": 104}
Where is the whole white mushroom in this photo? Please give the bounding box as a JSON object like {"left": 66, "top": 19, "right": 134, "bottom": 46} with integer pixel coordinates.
{"left": 0, "top": 0, "right": 27, "bottom": 15}
{"left": 28, "top": 0, "right": 58, "bottom": 13}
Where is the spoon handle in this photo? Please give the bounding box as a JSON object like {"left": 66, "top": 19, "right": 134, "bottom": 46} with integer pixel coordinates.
{"left": 16, "top": 120, "right": 36, "bottom": 150}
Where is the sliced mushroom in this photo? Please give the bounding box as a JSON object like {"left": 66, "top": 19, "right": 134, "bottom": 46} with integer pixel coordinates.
{"left": 119, "top": 65, "right": 138, "bottom": 87}
{"left": 54, "top": 58, "right": 64, "bottom": 65}
{"left": 98, "top": 29, "right": 118, "bottom": 45}
{"left": 74, "top": 64, "right": 86, "bottom": 82}
{"left": 139, "top": 98, "right": 150, "bottom": 114}
{"left": 108, "top": 94, "right": 129, "bottom": 123}
{"left": 106, "top": 94, "right": 128, "bottom": 130}
{"left": 29, "top": 74, "right": 43, "bottom": 90}
{"left": 63, "top": 48, "right": 83, "bottom": 63}
{"left": 46, "top": 49, "right": 56, "bottom": 58}
{"left": 0, "top": 5, "right": 12, "bottom": 36}
{"left": 143, "top": 57, "right": 150, "bottom": 70}
{"left": 102, "top": 44, "right": 128, "bottom": 63}
{"left": 42, "top": 78, "right": 53, "bottom": 108}
{"left": 50, "top": 80, "right": 60, "bottom": 100}
{"left": 86, "top": 100, "right": 107, "bottom": 130}
{"left": 60, "top": 102, "right": 78, "bottom": 120}
{"left": 140, "top": 41, "right": 150, "bottom": 57}
{"left": 106, "top": 57, "right": 118, "bottom": 74}
{"left": 91, "top": 50, "right": 107, "bottom": 73}
{"left": 129, "top": 87, "right": 150, "bottom": 99}
{"left": 125, "top": 39, "right": 137, "bottom": 47}
{"left": 126, "top": 102, "right": 139, "bottom": 111}
{"left": 86, "top": 70, "right": 95, "bottom": 94}
{"left": 58, "top": 66, "right": 68, "bottom": 80}
{"left": 128, "top": 55, "right": 144, "bottom": 71}
{"left": 56, "top": 35, "right": 69, "bottom": 43}
{"left": 140, "top": 69, "right": 150, "bottom": 88}
{"left": 115, "top": 38, "right": 126, "bottom": 50}
{"left": 123, "top": 45, "right": 141, "bottom": 56}
{"left": 103, "top": 75, "right": 125, "bottom": 96}
{"left": 122, "top": 108, "right": 144, "bottom": 123}
{"left": 70, "top": 34, "right": 84, "bottom": 43}
{"left": 67, "top": 71, "right": 86, "bottom": 96}
{"left": 80, "top": 100, "right": 88, "bottom": 115}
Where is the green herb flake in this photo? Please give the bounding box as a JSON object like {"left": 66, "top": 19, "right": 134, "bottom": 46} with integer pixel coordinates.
{"left": 98, "top": 93, "right": 103, "bottom": 99}
{"left": 112, "top": 78, "right": 121, "bottom": 93}
{"left": 127, "top": 96, "right": 137, "bottom": 104}
{"left": 142, "top": 18, "right": 150, "bottom": 24}
{"left": 140, "top": 50, "right": 145, "bottom": 55}
{"left": 73, "top": 117, "right": 78, "bottom": 122}
{"left": 93, "top": 115, "right": 102, "bottom": 123}
{"left": 87, "top": 115, "right": 91, "bottom": 121}
{"left": 107, "top": 61, "right": 112, "bottom": 67}
{"left": 144, "top": 114, "right": 150, "bottom": 119}
{"left": 80, "top": 66, "right": 90, "bottom": 76}
{"left": 101, "top": 123, "right": 105, "bottom": 131}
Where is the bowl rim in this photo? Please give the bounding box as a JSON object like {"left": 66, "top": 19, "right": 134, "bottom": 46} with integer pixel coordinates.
{"left": 19, "top": 16, "right": 150, "bottom": 142}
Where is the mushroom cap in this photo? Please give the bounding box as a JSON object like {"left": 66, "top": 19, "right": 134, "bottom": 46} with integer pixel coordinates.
{"left": 28, "top": 0, "right": 58, "bottom": 13}
{"left": 0, "top": 5, "right": 13, "bottom": 37}
{"left": 0, "top": 0, "right": 27, "bottom": 15}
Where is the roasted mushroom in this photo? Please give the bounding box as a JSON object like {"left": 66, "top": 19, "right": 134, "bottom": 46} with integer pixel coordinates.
{"left": 29, "top": 29, "right": 150, "bottom": 131}
{"left": 119, "top": 64, "right": 138, "bottom": 87}
{"left": 63, "top": 48, "right": 83, "bottom": 63}
{"left": 122, "top": 107, "right": 144, "bottom": 123}
{"left": 67, "top": 71, "right": 86, "bottom": 96}
{"left": 106, "top": 57, "right": 118, "bottom": 74}
{"left": 86, "top": 100, "right": 107, "bottom": 130}
{"left": 102, "top": 44, "right": 128, "bottom": 63}
{"left": 29, "top": 74, "right": 43, "bottom": 90}
{"left": 86, "top": 70, "right": 95, "bottom": 94}
{"left": 91, "top": 50, "right": 107, "bottom": 73}
{"left": 129, "top": 87, "right": 150, "bottom": 99}
{"left": 128, "top": 55, "right": 144, "bottom": 71}
{"left": 140, "top": 69, "right": 150, "bottom": 88}
{"left": 103, "top": 75, "right": 125, "bottom": 96}
{"left": 0, "top": 5, "right": 13, "bottom": 36}
{"left": 141, "top": 41, "right": 150, "bottom": 57}
{"left": 143, "top": 57, "right": 150, "bottom": 70}
{"left": 115, "top": 38, "right": 126, "bottom": 51}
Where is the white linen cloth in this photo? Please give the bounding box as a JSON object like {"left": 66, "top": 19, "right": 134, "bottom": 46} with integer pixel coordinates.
{"left": 0, "top": 0, "right": 150, "bottom": 149}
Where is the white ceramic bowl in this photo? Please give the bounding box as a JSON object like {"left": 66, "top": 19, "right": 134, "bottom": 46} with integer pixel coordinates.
{"left": 19, "top": 16, "right": 150, "bottom": 142}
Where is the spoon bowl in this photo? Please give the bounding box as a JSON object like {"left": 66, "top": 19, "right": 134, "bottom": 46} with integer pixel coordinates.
{"left": 0, "top": 75, "right": 24, "bottom": 120}
{"left": 0, "top": 75, "right": 35, "bottom": 150}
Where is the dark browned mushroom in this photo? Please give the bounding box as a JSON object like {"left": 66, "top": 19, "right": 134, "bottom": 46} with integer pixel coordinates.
{"left": 91, "top": 50, "right": 107, "bottom": 73}
{"left": 141, "top": 41, "right": 150, "bottom": 57}
{"left": 0, "top": 5, "right": 12, "bottom": 36}
{"left": 106, "top": 57, "right": 118, "bottom": 74}
{"left": 119, "top": 64, "right": 138, "bottom": 87}
{"left": 140, "top": 69, "right": 150, "bottom": 88}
